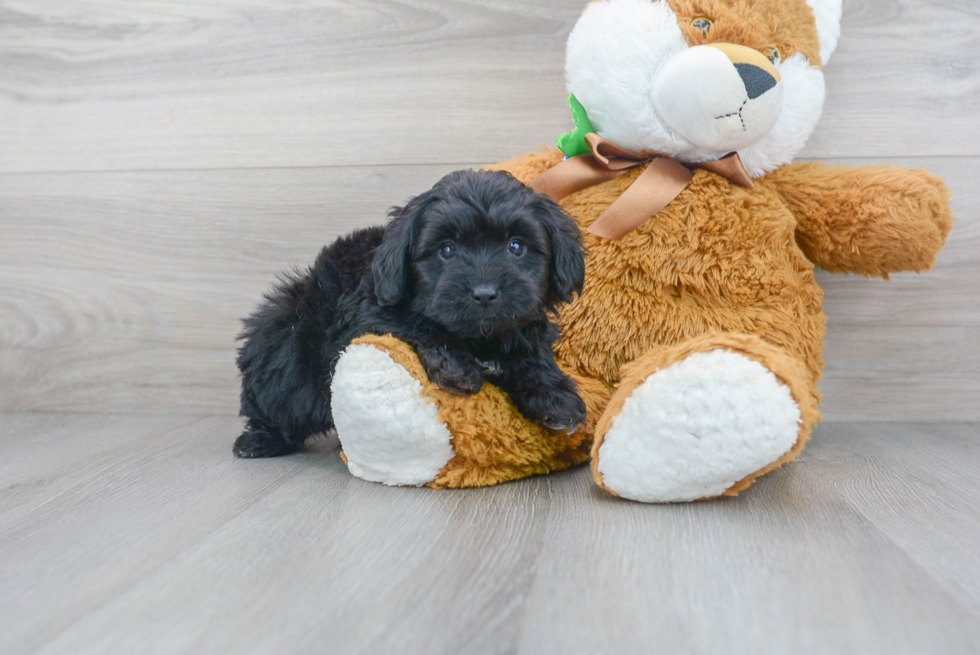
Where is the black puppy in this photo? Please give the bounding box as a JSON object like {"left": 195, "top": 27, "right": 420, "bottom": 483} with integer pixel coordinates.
{"left": 235, "top": 169, "right": 588, "bottom": 458}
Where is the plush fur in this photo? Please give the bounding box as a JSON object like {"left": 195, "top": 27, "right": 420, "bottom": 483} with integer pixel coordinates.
{"left": 332, "top": 342, "right": 457, "bottom": 486}
{"left": 235, "top": 169, "right": 587, "bottom": 458}
{"left": 336, "top": 334, "right": 611, "bottom": 488}
{"left": 488, "top": 146, "right": 949, "bottom": 500}
{"left": 595, "top": 348, "right": 803, "bottom": 502}
{"left": 805, "top": 0, "right": 842, "bottom": 65}
{"left": 327, "top": 0, "right": 954, "bottom": 501}
{"left": 567, "top": 0, "right": 827, "bottom": 177}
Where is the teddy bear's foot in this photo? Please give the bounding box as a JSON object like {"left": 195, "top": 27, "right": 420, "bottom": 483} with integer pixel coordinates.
{"left": 331, "top": 339, "right": 455, "bottom": 486}
{"left": 331, "top": 335, "right": 606, "bottom": 489}
{"left": 592, "top": 334, "right": 820, "bottom": 502}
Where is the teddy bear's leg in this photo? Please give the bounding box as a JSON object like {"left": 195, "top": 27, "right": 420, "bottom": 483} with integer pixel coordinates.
{"left": 591, "top": 333, "right": 820, "bottom": 502}
{"left": 331, "top": 334, "right": 610, "bottom": 489}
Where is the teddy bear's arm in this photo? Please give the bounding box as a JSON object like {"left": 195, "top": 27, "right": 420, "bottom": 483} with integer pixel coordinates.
{"left": 484, "top": 148, "right": 566, "bottom": 185}
{"left": 765, "top": 162, "right": 954, "bottom": 277}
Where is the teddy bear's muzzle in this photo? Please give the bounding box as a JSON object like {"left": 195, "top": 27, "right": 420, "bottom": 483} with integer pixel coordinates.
{"left": 653, "top": 43, "right": 783, "bottom": 153}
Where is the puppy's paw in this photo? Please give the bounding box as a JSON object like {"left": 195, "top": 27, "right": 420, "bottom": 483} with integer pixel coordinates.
{"left": 233, "top": 427, "right": 299, "bottom": 458}
{"left": 514, "top": 386, "right": 587, "bottom": 433}
{"left": 418, "top": 345, "right": 485, "bottom": 396}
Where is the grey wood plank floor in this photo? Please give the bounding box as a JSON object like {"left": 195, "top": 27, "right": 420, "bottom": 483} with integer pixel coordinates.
{"left": 1, "top": 415, "right": 978, "bottom": 655}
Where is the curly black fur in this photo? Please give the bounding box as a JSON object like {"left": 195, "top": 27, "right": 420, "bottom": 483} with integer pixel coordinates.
{"left": 235, "top": 169, "right": 587, "bottom": 458}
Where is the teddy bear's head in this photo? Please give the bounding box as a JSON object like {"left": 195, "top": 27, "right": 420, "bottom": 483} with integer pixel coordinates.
{"left": 566, "top": 0, "right": 842, "bottom": 177}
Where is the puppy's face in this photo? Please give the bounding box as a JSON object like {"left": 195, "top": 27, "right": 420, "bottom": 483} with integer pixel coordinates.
{"left": 372, "top": 170, "right": 586, "bottom": 341}
{"left": 412, "top": 194, "right": 552, "bottom": 339}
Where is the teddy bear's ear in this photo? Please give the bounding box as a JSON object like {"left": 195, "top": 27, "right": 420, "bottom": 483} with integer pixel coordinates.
{"left": 806, "top": 0, "right": 843, "bottom": 66}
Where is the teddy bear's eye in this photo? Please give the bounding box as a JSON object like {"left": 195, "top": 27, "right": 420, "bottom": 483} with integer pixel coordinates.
{"left": 692, "top": 17, "right": 713, "bottom": 32}
{"left": 768, "top": 46, "right": 781, "bottom": 64}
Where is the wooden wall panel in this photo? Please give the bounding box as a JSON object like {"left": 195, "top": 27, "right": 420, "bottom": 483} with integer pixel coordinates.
{"left": 0, "top": 157, "right": 975, "bottom": 419}
{"left": 0, "top": 0, "right": 977, "bottom": 419}
{"left": 1, "top": 0, "right": 979, "bottom": 174}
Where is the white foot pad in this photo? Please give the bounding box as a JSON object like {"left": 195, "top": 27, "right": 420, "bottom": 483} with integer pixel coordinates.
{"left": 597, "top": 350, "right": 802, "bottom": 502}
{"left": 331, "top": 344, "right": 454, "bottom": 486}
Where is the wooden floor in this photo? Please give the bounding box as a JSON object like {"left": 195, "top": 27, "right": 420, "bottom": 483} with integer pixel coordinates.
{"left": 3, "top": 0, "right": 980, "bottom": 653}
{"left": 0, "top": 416, "right": 978, "bottom": 654}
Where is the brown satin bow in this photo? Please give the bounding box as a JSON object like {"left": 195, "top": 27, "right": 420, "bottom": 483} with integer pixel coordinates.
{"left": 530, "top": 133, "right": 754, "bottom": 240}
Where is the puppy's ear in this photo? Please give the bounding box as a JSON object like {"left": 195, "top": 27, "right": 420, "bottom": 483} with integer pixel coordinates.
{"left": 536, "top": 194, "right": 586, "bottom": 306}
{"left": 372, "top": 192, "right": 435, "bottom": 306}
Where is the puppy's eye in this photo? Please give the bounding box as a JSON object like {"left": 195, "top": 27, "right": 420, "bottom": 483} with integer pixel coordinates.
{"left": 692, "top": 17, "right": 713, "bottom": 32}
{"left": 507, "top": 239, "right": 527, "bottom": 257}
{"left": 768, "top": 46, "right": 781, "bottom": 65}
{"left": 439, "top": 242, "right": 456, "bottom": 259}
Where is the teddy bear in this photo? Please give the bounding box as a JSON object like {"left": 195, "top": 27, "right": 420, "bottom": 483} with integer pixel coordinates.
{"left": 327, "top": 0, "right": 953, "bottom": 502}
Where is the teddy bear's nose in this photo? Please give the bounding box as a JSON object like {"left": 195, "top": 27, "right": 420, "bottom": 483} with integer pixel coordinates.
{"left": 651, "top": 42, "right": 784, "bottom": 152}
{"left": 735, "top": 64, "right": 778, "bottom": 100}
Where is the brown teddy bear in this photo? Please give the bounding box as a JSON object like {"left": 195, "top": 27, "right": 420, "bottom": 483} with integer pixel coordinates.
{"left": 328, "top": 0, "right": 953, "bottom": 502}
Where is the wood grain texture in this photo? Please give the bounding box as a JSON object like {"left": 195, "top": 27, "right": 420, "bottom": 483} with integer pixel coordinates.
{"left": 0, "top": 0, "right": 977, "bottom": 419}
{"left": 0, "top": 164, "right": 464, "bottom": 414}
{"left": 1, "top": 156, "right": 976, "bottom": 419}
{"left": 1, "top": 0, "right": 979, "bottom": 175}
{"left": 1, "top": 414, "right": 978, "bottom": 655}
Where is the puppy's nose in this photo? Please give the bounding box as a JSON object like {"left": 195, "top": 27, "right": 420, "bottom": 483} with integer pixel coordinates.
{"left": 471, "top": 285, "right": 499, "bottom": 307}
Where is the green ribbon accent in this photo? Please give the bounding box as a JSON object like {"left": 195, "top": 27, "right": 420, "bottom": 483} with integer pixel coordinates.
{"left": 556, "top": 94, "right": 595, "bottom": 158}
